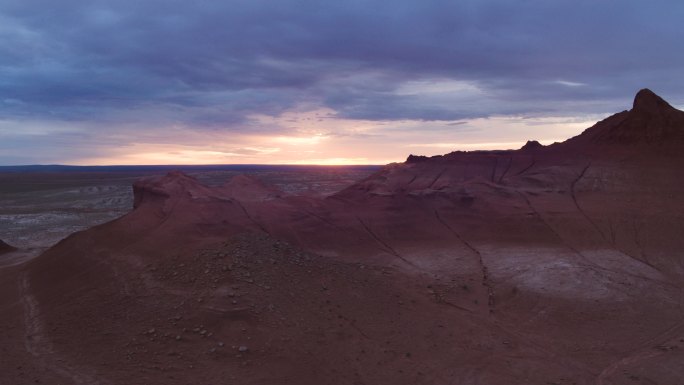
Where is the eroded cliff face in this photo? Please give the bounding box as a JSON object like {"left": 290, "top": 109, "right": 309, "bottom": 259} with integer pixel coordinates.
{"left": 3, "top": 90, "right": 684, "bottom": 385}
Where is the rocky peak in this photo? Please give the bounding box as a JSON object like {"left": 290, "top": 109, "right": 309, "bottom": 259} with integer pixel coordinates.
{"left": 520, "top": 140, "right": 543, "bottom": 151}
{"left": 632, "top": 88, "right": 676, "bottom": 115}
{"left": 561, "top": 89, "right": 684, "bottom": 148}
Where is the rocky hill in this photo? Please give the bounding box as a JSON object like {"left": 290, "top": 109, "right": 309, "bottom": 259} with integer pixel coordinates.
{"left": 2, "top": 90, "right": 683, "bottom": 384}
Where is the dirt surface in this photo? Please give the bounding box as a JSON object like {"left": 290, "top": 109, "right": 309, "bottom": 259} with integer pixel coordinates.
{"left": 1, "top": 89, "right": 684, "bottom": 384}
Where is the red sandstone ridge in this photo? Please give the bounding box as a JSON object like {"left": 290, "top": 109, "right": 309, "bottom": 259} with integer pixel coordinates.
{"left": 560, "top": 88, "right": 684, "bottom": 150}
{"left": 2, "top": 89, "right": 684, "bottom": 384}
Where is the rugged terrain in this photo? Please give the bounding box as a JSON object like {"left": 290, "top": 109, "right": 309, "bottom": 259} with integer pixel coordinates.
{"left": 0, "top": 165, "right": 378, "bottom": 249}
{"left": 1, "top": 89, "right": 683, "bottom": 384}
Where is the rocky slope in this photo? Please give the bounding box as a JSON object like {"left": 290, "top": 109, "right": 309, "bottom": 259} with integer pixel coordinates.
{"left": 1, "top": 89, "right": 683, "bottom": 384}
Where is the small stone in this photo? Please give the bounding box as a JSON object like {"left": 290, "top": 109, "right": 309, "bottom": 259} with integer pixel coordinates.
{"left": 175, "top": 335, "right": 181, "bottom": 341}
{"left": 218, "top": 342, "right": 225, "bottom": 347}
{"left": 238, "top": 346, "right": 249, "bottom": 353}
{"left": 147, "top": 328, "right": 156, "bottom": 334}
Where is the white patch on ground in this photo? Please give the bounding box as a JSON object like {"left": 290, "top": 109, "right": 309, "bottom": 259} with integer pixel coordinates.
{"left": 581, "top": 249, "right": 667, "bottom": 281}
{"left": 479, "top": 246, "right": 676, "bottom": 302}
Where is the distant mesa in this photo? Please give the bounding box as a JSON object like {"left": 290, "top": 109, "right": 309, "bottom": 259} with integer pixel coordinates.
{"left": 0, "top": 240, "right": 17, "bottom": 255}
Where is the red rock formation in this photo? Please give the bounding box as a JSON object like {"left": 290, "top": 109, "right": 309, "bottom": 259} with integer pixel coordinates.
{"left": 2, "top": 90, "right": 684, "bottom": 384}
{"left": 561, "top": 88, "right": 684, "bottom": 150}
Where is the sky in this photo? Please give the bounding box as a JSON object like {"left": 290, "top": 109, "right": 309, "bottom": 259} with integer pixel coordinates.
{"left": 1, "top": 0, "right": 683, "bottom": 165}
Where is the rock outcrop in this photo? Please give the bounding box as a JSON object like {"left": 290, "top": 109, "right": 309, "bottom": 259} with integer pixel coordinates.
{"left": 3, "top": 89, "right": 684, "bottom": 385}
{"left": 562, "top": 88, "right": 684, "bottom": 148}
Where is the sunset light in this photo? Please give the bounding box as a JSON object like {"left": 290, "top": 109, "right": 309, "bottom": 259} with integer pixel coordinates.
{"left": 2, "top": 1, "right": 683, "bottom": 383}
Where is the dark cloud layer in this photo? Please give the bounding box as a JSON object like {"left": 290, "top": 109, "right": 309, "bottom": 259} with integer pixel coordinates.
{"left": 1, "top": 0, "right": 683, "bottom": 162}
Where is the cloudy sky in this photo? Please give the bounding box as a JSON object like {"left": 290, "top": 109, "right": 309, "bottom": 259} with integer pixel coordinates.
{"left": 1, "top": 0, "right": 683, "bottom": 165}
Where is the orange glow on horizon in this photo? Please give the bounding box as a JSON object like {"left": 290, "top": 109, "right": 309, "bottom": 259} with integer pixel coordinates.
{"left": 60, "top": 111, "right": 600, "bottom": 167}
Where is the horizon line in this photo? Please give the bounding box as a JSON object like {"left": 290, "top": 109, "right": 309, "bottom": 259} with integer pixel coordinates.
{"left": 0, "top": 163, "right": 390, "bottom": 168}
